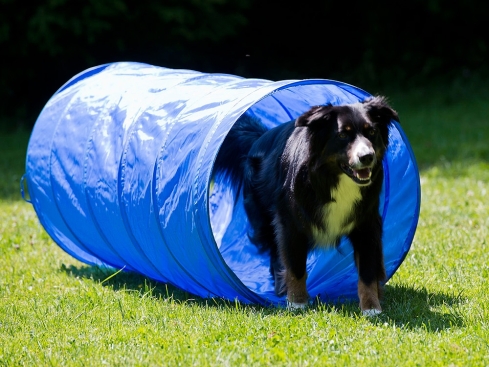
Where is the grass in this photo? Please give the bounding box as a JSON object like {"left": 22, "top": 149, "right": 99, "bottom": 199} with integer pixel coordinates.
{"left": 1, "top": 78, "right": 489, "bottom": 366}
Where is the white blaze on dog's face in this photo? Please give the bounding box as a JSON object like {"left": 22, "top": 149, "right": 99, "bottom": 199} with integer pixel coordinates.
{"left": 336, "top": 110, "right": 380, "bottom": 186}
{"left": 350, "top": 135, "right": 375, "bottom": 167}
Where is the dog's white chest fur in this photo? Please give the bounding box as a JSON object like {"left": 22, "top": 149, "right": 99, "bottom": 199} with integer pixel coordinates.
{"left": 312, "top": 174, "right": 362, "bottom": 246}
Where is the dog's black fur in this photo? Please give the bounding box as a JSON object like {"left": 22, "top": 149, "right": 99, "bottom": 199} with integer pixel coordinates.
{"left": 213, "top": 96, "right": 399, "bottom": 313}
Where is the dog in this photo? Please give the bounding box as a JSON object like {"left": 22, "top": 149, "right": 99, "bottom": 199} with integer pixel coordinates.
{"left": 213, "top": 96, "right": 399, "bottom": 315}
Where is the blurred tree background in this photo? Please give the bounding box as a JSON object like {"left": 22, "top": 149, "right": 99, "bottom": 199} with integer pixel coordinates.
{"left": 1, "top": 0, "right": 488, "bottom": 130}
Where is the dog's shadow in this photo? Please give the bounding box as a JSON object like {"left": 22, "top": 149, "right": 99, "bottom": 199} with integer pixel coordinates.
{"left": 375, "top": 283, "right": 465, "bottom": 330}
{"left": 60, "top": 264, "right": 465, "bottom": 330}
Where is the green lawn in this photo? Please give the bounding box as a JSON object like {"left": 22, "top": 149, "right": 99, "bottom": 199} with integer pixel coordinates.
{"left": 1, "top": 79, "right": 488, "bottom": 366}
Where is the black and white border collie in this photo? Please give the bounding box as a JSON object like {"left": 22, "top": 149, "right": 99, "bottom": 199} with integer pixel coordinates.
{"left": 214, "top": 96, "right": 399, "bottom": 315}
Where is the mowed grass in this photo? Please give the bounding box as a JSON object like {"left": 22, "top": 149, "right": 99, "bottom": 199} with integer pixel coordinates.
{"left": 1, "top": 79, "right": 489, "bottom": 366}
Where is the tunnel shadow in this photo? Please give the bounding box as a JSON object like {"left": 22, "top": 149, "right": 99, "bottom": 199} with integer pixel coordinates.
{"left": 61, "top": 264, "right": 195, "bottom": 301}
{"left": 60, "top": 263, "right": 282, "bottom": 313}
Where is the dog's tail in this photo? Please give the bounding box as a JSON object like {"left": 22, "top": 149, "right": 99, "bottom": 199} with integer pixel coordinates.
{"left": 213, "top": 113, "right": 268, "bottom": 195}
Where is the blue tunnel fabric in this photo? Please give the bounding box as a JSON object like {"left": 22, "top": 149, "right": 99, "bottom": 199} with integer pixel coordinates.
{"left": 25, "top": 62, "right": 420, "bottom": 306}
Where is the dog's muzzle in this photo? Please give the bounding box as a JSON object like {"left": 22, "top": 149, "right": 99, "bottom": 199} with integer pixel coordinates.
{"left": 341, "top": 137, "right": 377, "bottom": 185}
{"left": 340, "top": 162, "right": 373, "bottom": 185}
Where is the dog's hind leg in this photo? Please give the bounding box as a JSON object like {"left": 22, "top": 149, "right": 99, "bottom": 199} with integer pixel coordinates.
{"left": 270, "top": 251, "right": 286, "bottom": 296}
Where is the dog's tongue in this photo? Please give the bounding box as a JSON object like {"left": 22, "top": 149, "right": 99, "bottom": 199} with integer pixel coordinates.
{"left": 353, "top": 168, "right": 372, "bottom": 180}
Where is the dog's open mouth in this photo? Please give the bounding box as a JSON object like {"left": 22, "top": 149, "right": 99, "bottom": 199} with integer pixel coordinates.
{"left": 340, "top": 163, "right": 372, "bottom": 185}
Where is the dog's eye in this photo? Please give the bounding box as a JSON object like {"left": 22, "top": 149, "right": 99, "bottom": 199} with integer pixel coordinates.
{"left": 338, "top": 132, "right": 348, "bottom": 139}
{"left": 369, "top": 128, "right": 378, "bottom": 136}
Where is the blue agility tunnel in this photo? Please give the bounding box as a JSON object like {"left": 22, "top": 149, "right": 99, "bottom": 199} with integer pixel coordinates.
{"left": 24, "top": 62, "right": 420, "bottom": 306}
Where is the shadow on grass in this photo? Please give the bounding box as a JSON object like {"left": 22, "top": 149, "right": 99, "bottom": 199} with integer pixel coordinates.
{"left": 376, "top": 283, "right": 465, "bottom": 331}
{"left": 60, "top": 264, "right": 195, "bottom": 301}
{"left": 310, "top": 283, "right": 465, "bottom": 332}
{"left": 61, "top": 264, "right": 280, "bottom": 313}
{"left": 61, "top": 264, "right": 465, "bottom": 331}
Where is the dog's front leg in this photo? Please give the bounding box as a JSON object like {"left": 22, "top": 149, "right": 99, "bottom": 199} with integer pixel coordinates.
{"left": 275, "top": 223, "right": 310, "bottom": 309}
{"left": 349, "top": 217, "right": 386, "bottom": 316}
{"left": 285, "top": 268, "right": 308, "bottom": 309}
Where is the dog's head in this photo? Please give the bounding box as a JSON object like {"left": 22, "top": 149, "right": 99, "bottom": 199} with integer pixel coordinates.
{"left": 295, "top": 96, "right": 398, "bottom": 186}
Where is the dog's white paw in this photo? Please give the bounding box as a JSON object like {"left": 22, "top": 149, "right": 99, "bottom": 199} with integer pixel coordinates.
{"left": 362, "top": 309, "right": 382, "bottom": 317}
{"left": 286, "top": 300, "right": 308, "bottom": 311}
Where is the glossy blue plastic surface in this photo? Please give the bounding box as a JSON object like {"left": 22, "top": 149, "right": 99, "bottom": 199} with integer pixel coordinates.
{"left": 25, "top": 62, "right": 420, "bottom": 306}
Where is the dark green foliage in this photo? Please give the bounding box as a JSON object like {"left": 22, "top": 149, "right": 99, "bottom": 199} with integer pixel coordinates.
{"left": 0, "top": 0, "right": 251, "bottom": 128}
{"left": 1, "top": 0, "right": 488, "bottom": 130}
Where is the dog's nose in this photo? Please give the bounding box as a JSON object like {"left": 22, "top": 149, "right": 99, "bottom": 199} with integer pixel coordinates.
{"left": 359, "top": 153, "right": 374, "bottom": 165}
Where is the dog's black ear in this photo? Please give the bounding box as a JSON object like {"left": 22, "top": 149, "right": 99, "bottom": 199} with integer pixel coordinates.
{"left": 363, "top": 96, "right": 400, "bottom": 124}
{"left": 295, "top": 105, "right": 336, "bottom": 127}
